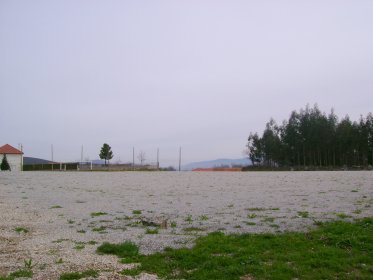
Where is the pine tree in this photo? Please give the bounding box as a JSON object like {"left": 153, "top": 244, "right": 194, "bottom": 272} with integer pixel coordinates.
{"left": 1, "top": 154, "right": 11, "bottom": 171}
{"left": 99, "top": 143, "right": 113, "bottom": 166}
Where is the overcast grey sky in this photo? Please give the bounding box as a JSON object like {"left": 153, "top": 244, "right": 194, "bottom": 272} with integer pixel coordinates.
{"left": 1, "top": 1, "right": 373, "bottom": 166}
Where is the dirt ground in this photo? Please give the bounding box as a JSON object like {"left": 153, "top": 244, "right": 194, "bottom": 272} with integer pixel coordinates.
{"left": 0, "top": 171, "right": 372, "bottom": 279}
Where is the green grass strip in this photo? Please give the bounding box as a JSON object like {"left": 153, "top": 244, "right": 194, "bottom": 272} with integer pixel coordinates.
{"left": 59, "top": 270, "right": 98, "bottom": 280}
{"left": 96, "top": 217, "right": 373, "bottom": 279}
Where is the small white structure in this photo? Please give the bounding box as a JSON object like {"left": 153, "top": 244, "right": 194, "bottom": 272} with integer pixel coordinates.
{"left": 0, "top": 144, "right": 23, "bottom": 171}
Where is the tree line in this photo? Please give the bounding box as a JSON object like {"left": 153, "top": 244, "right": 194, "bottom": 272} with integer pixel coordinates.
{"left": 247, "top": 105, "right": 373, "bottom": 169}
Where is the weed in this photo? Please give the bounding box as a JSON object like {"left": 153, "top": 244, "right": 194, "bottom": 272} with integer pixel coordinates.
{"left": 132, "top": 210, "right": 142, "bottom": 215}
{"left": 77, "top": 230, "right": 86, "bottom": 233}
{"left": 56, "top": 258, "right": 64, "bottom": 264}
{"left": 199, "top": 215, "right": 209, "bottom": 221}
{"left": 90, "top": 212, "right": 107, "bottom": 217}
{"left": 336, "top": 213, "right": 351, "bottom": 219}
{"left": 297, "top": 211, "right": 309, "bottom": 218}
{"left": 171, "top": 221, "right": 177, "bottom": 228}
{"left": 185, "top": 215, "right": 193, "bottom": 223}
{"left": 351, "top": 190, "right": 359, "bottom": 192}
{"left": 15, "top": 227, "right": 28, "bottom": 234}
{"left": 24, "top": 258, "right": 33, "bottom": 269}
{"left": 59, "top": 270, "right": 98, "bottom": 280}
{"left": 246, "top": 207, "right": 266, "bottom": 211}
{"left": 245, "top": 222, "right": 256, "bottom": 226}
{"left": 87, "top": 240, "right": 98, "bottom": 245}
{"left": 145, "top": 228, "right": 159, "bottom": 234}
{"left": 74, "top": 244, "right": 85, "bottom": 250}
{"left": 50, "top": 205, "right": 62, "bottom": 209}
{"left": 67, "top": 219, "right": 75, "bottom": 224}
{"left": 52, "top": 239, "right": 69, "bottom": 243}
{"left": 183, "top": 227, "right": 205, "bottom": 232}
{"left": 92, "top": 226, "right": 107, "bottom": 232}
{"left": 262, "top": 217, "right": 275, "bottom": 223}
{"left": 247, "top": 213, "right": 257, "bottom": 219}
{"left": 353, "top": 209, "right": 362, "bottom": 214}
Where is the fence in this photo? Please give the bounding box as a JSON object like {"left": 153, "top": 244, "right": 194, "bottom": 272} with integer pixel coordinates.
{"left": 23, "top": 162, "right": 160, "bottom": 171}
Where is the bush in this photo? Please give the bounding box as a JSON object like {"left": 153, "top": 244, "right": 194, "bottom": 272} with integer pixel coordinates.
{"left": 1, "top": 154, "right": 10, "bottom": 171}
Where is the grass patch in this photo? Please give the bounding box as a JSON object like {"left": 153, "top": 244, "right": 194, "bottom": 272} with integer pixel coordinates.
{"left": 336, "top": 213, "right": 351, "bottom": 219}
{"left": 297, "top": 211, "right": 309, "bottom": 218}
{"left": 14, "top": 227, "right": 28, "bottom": 234}
{"left": 59, "top": 270, "right": 98, "bottom": 280}
{"left": 183, "top": 227, "right": 205, "bottom": 232}
{"left": 97, "top": 241, "right": 139, "bottom": 259}
{"left": 261, "top": 217, "right": 275, "bottom": 223}
{"left": 247, "top": 207, "right": 280, "bottom": 212}
{"left": 132, "top": 210, "right": 142, "bottom": 215}
{"left": 246, "top": 207, "right": 266, "bottom": 211}
{"left": 0, "top": 270, "right": 33, "bottom": 280}
{"left": 73, "top": 244, "right": 85, "bottom": 250}
{"left": 9, "top": 269, "right": 32, "bottom": 279}
{"left": 199, "top": 215, "right": 209, "bottom": 221}
{"left": 171, "top": 221, "right": 177, "bottom": 228}
{"left": 96, "top": 217, "right": 373, "bottom": 280}
{"left": 92, "top": 226, "right": 107, "bottom": 232}
{"left": 145, "top": 228, "right": 159, "bottom": 234}
{"left": 247, "top": 213, "right": 257, "bottom": 219}
{"left": 185, "top": 215, "right": 193, "bottom": 223}
{"left": 90, "top": 212, "right": 107, "bottom": 217}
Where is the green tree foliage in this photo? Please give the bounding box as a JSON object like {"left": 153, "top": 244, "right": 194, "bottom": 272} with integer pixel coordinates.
{"left": 99, "top": 143, "right": 113, "bottom": 166}
{"left": 1, "top": 154, "right": 11, "bottom": 171}
{"left": 247, "top": 105, "right": 373, "bottom": 168}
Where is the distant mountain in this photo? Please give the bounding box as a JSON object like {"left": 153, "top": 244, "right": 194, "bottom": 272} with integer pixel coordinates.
{"left": 182, "top": 158, "right": 251, "bottom": 171}
{"left": 23, "top": 157, "right": 52, "bottom": 165}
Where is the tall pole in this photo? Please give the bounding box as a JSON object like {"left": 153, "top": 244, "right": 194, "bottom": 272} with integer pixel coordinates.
{"left": 81, "top": 145, "right": 83, "bottom": 163}
{"left": 179, "top": 147, "right": 181, "bottom": 171}
{"left": 157, "top": 148, "right": 159, "bottom": 169}
{"left": 51, "top": 144, "right": 54, "bottom": 171}
{"left": 133, "top": 147, "right": 135, "bottom": 171}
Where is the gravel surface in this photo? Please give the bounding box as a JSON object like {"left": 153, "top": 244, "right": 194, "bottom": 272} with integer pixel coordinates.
{"left": 0, "top": 171, "right": 372, "bottom": 279}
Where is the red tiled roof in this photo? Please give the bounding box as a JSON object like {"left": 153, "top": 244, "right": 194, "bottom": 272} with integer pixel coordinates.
{"left": 0, "top": 144, "right": 23, "bottom": 154}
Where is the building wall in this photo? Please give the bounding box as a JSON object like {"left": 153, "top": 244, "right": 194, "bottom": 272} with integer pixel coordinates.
{"left": 0, "top": 154, "right": 23, "bottom": 171}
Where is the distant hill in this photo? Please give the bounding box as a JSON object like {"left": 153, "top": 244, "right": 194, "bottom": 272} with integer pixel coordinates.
{"left": 182, "top": 158, "right": 251, "bottom": 171}
{"left": 23, "top": 157, "right": 52, "bottom": 165}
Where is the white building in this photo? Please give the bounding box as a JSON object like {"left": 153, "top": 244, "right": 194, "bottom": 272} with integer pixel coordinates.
{"left": 0, "top": 144, "right": 23, "bottom": 171}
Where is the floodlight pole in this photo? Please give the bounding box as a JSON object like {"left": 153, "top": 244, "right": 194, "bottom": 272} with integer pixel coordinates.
{"left": 179, "top": 147, "right": 182, "bottom": 171}
{"left": 51, "top": 144, "right": 54, "bottom": 171}
{"left": 133, "top": 147, "right": 135, "bottom": 171}
{"left": 157, "top": 148, "right": 159, "bottom": 169}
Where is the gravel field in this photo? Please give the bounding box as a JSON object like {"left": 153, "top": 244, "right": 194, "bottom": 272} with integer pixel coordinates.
{"left": 0, "top": 171, "right": 372, "bottom": 279}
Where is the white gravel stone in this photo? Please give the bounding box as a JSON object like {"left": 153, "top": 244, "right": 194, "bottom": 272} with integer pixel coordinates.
{"left": 0, "top": 171, "right": 372, "bottom": 279}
